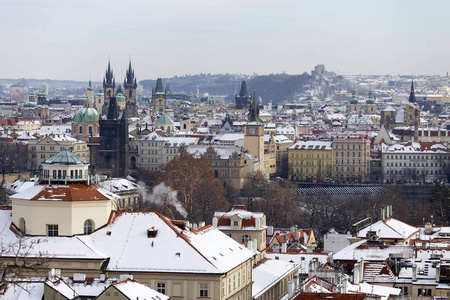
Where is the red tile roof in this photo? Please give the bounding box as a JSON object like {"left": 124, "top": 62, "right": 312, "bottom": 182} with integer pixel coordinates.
{"left": 29, "top": 184, "right": 113, "bottom": 201}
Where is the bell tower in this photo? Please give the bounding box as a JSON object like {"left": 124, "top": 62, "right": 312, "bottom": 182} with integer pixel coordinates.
{"left": 244, "top": 90, "right": 264, "bottom": 173}
{"left": 152, "top": 78, "right": 167, "bottom": 113}
{"left": 124, "top": 60, "right": 138, "bottom": 118}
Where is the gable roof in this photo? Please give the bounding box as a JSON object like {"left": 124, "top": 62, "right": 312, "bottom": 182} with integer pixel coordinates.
{"left": 78, "top": 211, "right": 255, "bottom": 274}
{"left": 357, "top": 217, "right": 419, "bottom": 241}
{"left": 111, "top": 279, "right": 169, "bottom": 300}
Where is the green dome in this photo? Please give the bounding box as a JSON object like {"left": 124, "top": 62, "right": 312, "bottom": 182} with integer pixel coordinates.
{"left": 45, "top": 150, "right": 87, "bottom": 165}
{"left": 116, "top": 92, "right": 125, "bottom": 102}
{"left": 24, "top": 102, "right": 36, "bottom": 108}
{"left": 73, "top": 107, "right": 100, "bottom": 123}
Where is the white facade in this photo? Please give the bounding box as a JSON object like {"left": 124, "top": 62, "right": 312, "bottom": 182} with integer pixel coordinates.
{"left": 382, "top": 142, "right": 450, "bottom": 183}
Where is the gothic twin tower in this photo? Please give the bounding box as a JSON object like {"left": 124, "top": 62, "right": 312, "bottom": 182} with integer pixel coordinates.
{"left": 102, "top": 60, "right": 138, "bottom": 118}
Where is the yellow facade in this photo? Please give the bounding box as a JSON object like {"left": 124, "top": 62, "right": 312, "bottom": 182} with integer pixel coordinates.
{"left": 288, "top": 141, "right": 333, "bottom": 182}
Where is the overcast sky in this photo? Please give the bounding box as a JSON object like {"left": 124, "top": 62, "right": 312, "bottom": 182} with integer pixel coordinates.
{"left": 0, "top": 0, "right": 449, "bottom": 81}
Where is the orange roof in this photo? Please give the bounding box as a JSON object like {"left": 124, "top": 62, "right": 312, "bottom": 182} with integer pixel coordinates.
{"left": 30, "top": 184, "right": 114, "bottom": 201}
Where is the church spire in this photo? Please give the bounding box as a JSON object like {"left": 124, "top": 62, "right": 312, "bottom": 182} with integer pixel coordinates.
{"left": 103, "top": 60, "right": 115, "bottom": 88}
{"left": 408, "top": 79, "right": 416, "bottom": 103}
{"left": 124, "top": 60, "right": 137, "bottom": 88}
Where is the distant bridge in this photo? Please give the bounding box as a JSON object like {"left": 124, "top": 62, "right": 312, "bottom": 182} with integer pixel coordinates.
{"left": 286, "top": 185, "right": 389, "bottom": 196}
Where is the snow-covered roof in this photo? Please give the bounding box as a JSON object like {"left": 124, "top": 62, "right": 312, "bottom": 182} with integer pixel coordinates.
{"left": 288, "top": 140, "right": 332, "bottom": 151}
{"left": 266, "top": 252, "right": 329, "bottom": 275}
{"left": 274, "top": 135, "right": 293, "bottom": 144}
{"left": 347, "top": 282, "right": 400, "bottom": 300}
{"left": 333, "top": 240, "right": 414, "bottom": 262}
{"left": 78, "top": 211, "right": 255, "bottom": 274}
{"left": 382, "top": 142, "right": 449, "bottom": 154}
{"left": 252, "top": 259, "right": 297, "bottom": 299}
{"left": 0, "top": 209, "right": 108, "bottom": 260}
{"left": 98, "top": 178, "right": 140, "bottom": 193}
{"left": 185, "top": 145, "right": 241, "bottom": 159}
{"left": 112, "top": 279, "right": 169, "bottom": 300}
{"left": 357, "top": 218, "right": 419, "bottom": 240}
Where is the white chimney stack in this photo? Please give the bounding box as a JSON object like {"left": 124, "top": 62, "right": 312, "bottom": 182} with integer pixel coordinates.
{"left": 282, "top": 242, "right": 287, "bottom": 253}
{"left": 354, "top": 263, "right": 360, "bottom": 284}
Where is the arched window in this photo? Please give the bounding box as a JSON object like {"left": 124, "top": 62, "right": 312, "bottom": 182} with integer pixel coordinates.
{"left": 84, "top": 219, "right": 94, "bottom": 235}
{"left": 242, "top": 235, "right": 251, "bottom": 243}
{"left": 19, "top": 217, "right": 26, "bottom": 234}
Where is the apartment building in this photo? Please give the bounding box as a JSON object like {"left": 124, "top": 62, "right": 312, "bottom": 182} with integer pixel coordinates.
{"left": 381, "top": 142, "right": 450, "bottom": 184}
{"left": 288, "top": 140, "right": 333, "bottom": 182}
{"left": 28, "top": 134, "right": 89, "bottom": 170}
{"left": 332, "top": 134, "right": 371, "bottom": 183}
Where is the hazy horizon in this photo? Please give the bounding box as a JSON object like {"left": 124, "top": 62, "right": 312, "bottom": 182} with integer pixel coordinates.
{"left": 1, "top": 0, "right": 449, "bottom": 81}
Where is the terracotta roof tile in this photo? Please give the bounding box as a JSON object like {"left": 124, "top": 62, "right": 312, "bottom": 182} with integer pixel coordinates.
{"left": 30, "top": 184, "right": 113, "bottom": 201}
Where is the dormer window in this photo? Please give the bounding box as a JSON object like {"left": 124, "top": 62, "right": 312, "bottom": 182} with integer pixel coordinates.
{"left": 233, "top": 221, "right": 239, "bottom": 226}
{"left": 147, "top": 228, "right": 158, "bottom": 238}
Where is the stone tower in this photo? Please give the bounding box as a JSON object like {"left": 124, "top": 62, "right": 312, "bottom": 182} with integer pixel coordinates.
{"left": 244, "top": 90, "right": 264, "bottom": 173}
{"left": 152, "top": 78, "right": 166, "bottom": 113}
{"left": 86, "top": 80, "right": 94, "bottom": 106}
{"left": 124, "top": 60, "right": 138, "bottom": 118}
{"left": 102, "top": 60, "right": 115, "bottom": 115}
{"left": 235, "top": 81, "right": 250, "bottom": 109}
{"left": 96, "top": 96, "right": 129, "bottom": 178}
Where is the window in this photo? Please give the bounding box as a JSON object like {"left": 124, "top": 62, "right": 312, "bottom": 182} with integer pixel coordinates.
{"left": 84, "top": 220, "right": 93, "bottom": 235}
{"left": 41, "top": 146, "right": 45, "bottom": 150}
{"left": 242, "top": 235, "right": 251, "bottom": 243}
{"left": 157, "top": 282, "right": 166, "bottom": 294}
{"left": 47, "top": 224, "right": 58, "bottom": 236}
{"left": 399, "top": 286, "right": 408, "bottom": 296}
{"left": 199, "top": 283, "right": 208, "bottom": 297}
{"left": 233, "top": 221, "right": 239, "bottom": 226}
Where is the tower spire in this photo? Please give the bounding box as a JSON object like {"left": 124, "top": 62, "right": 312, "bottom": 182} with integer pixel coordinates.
{"left": 408, "top": 79, "right": 416, "bottom": 103}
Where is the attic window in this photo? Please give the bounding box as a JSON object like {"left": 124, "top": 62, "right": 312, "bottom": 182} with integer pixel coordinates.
{"left": 106, "top": 231, "right": 111, "bottom": 236}
{"left": 147, "top": 228, "right": 158, "bottom": 238}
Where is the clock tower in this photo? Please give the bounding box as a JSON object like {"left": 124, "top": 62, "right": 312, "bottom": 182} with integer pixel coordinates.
{"left": 244, "top": 90, "right": 264, "bottom": 173}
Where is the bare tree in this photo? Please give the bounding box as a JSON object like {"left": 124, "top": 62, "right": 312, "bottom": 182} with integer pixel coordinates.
{"left": 0, "top": 237, "right": 48, "bottom": 293}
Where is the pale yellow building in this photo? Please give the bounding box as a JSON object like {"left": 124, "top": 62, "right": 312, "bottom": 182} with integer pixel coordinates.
{"left": 28, "top": 134, "right": 89, "bottom": 170}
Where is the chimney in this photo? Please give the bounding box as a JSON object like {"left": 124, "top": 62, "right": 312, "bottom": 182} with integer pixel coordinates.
{"left": 359, "top": 258, "right": 364, "bottom": 283}
{"left": 436, "top": 264, "right": 441, "bottom": 283}
{"left": 267, "top": 226, "right": 273, "bottom": 236}
{"left": 342, "top": 277, "right": 349, "bottom": 293}
{"left": 199, "top": 221, "right": 205, "bottom": 228}
{"left": 296, "top": 230, "right": 301, "bottom": 240}
{"left": 253, "top": 239, "right": 257, "bottom": 252}
{"left": 281, "top": 241, "right": 287, "bottom": 253}
{"left": 247, "top": 240, "right": 253, "bottom": 251}
{"left": 288, "top": 280, "right": 295, "bottom": 298}
{"left": 255, "top": 217, "right": 260, "bottom": 230}
{"left": 425, "top": 222, "right": 433, "bottom": 235}
{"left": 212, "top": 217, "right": 218, "bottom": 228}
{"left": 412, "top": 264, "right": 417, "bottom": 281}
{"left": 354, "top": 263, "right": 360, "bottom": 284}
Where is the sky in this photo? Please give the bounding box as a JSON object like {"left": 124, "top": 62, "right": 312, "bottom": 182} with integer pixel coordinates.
{"left": 0, "top": 0, "right": 449, "bottom": 81}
